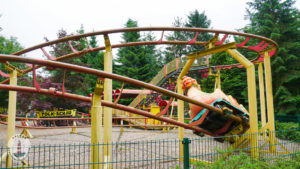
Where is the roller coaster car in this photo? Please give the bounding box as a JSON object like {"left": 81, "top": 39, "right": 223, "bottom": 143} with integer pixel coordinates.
{"left": 182, "top": 76, "right": 249, "bottom": 142}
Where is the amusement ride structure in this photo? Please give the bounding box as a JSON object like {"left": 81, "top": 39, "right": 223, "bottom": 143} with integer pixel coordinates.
{"left": 0, "top": 27, "right": 287, "bottom": 168}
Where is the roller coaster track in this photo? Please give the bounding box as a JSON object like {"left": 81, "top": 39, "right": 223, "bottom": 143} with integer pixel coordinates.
{"left": 0, "top": 27, "right": 278, "bottom": 135}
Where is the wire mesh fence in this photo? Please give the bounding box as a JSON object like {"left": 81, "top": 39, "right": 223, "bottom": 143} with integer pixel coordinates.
{"left": 0, "top": 129, "right": 299, "bottom": 168}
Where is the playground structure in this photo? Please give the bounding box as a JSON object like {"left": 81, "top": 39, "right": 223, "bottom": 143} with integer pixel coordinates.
{"left": 0, "top": 27, "right": 287, "bottom": 168}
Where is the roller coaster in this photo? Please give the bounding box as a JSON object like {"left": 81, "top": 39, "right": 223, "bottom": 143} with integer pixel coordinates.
{"left": 0, "top": 27, "right": 280, "bottom": 166}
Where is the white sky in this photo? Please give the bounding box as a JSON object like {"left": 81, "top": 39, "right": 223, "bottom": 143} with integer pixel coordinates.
{"left": 1, "top": 0, "right": 300, "bottom": 56}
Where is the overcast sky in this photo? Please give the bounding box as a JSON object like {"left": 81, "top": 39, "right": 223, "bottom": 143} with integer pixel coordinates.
{"left": 1, "top": 0, "right": 300, "bottom": 54}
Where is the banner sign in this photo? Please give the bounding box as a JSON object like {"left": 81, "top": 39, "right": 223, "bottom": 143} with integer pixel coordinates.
{"left": 35, "top": 109, "right": 76, "bottom": 118}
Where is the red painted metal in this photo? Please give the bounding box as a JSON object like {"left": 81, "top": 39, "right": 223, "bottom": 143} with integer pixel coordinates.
{"left": 32, "top": 64, "right": 40, "bottom": 91}
{"left": 157, "top": 31, "right": 164, "bottom": 44}
{"left": 0, "top": 84, "right": 214, "bottom": 135}
{"left": 215, "top": 34, "right": 228, "bottom": 46}
{"left": 188, "top": 32, "right": 199, "bottom": 44}
{"left": 0, "top": 55, "right": 227, "bottom": 116}
{"left": 41, "top": 48, "right": 56, "bottom": 61}
{"left": 0, "top": 70, "right": 10, "bottom": 77}
{"left": 236, "top": 37, "right": 250, "bottom": 47}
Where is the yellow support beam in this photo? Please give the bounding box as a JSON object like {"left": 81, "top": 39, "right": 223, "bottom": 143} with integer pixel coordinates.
{"left": 178, "top": 58, "right": 195, "bottom": 80}
{"left": 226, "top": 49, "right": 259, "bottom": 159}
{"left": 103, "top": 34, "right": 113, "bottom": 168}
{"left": 6, "top": 70, "right": 17, "bottom": 168}
{"left": 91, "top": 78, "right": 104, "bottom": 169}
{"left": 187, "top": 42, "right": 236, "bottom": 59}
{"left": 215, "top": 69, "right": 221, "bottom": 89}
{"left": 264, "top": 52, "right": 276, "bottom": 152}
{"left": 258, "top": 63, "right": 266, "bottom": 127}
{"left": 70, "top": 120, "right": 77, "bottom": 134}
{"left": 4, "top": 63, "right": 23, "bottom": 77}
{"left": 209, "top": 68, "right": 221, "bottom": 90}
{"left": 177, "top": 78, "right": 184, "bottom": 159}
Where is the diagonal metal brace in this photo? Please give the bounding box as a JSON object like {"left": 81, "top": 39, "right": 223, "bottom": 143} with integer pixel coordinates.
{"left": 188, "top": 42, "right": 236, "bottom": 59}
{"left": 4, "top": 62, "right": 23, "bottom": 76}
{"left": 94, "top": 78, "right": 104, "bottom": 95}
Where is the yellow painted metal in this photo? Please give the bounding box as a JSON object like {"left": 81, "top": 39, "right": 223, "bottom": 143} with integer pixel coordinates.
{"left": 103, "top": 35, "right": 113, "bottom": 168}
{"left": 20, "top": 113, "right": 33, "bottom": 138}
{"left": 0, "top": 152, "right": 7, "bottom": 165}
{"left": 226, "top": 49, "right": 259, "bottom": 159}
{"left": 226, "top": 49, "right": 252, "bottom": 68}
{"left": 208, "top": 68, "right": 221, "bottom": 90}
{"left": 258, "top": 63, "right": 266, "bottom": 127}
{"left": 6, "top": 70, "right": 17, "bottom": 168}
{"left": 188, "top": 42, "right": 236, "bottom": 59}
{"left": 91, "top": 78, "right": 104, "bottom": 169}
{"left": 216, "top": 69, "right": 221, "bottom": 89}
{"left": 148, "top": 104, "right": 161, "bottom": 125}
{"left": 4, "top": 63, "right": 23, "bottom": 77}
{"left": 70, "top": 120, "right": 77, "bottom": 134}
{"left": 177, "top": 78, "right": 184, "bottom": 159}
{"left": 178, "top": 58, "right": 195, "bottom": 80}
{"left": 20, "top": 128, "right": 33, "bottom": 138}
{"left": 264, "top": 52, "right": 276, "bottom": 152}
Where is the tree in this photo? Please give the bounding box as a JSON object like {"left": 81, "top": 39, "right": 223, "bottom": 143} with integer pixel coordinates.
{"left": 115, "top": 19, "right": 160, "bottom": 105}
{"left": 245, "top": 0, "right": 300, "bottom": 115}
{"left": 184, "top": 10, "right": 212, "bottom": 53}
{"left": 17, "top": 77, "right": 91, "bottom": 113}
{"left": 164, "top": 10, "right": 212, "bottom": 64}
{"left": 115, "top": 19, "right": 158, "bottom": 84}
{"left": 39, "top": 26, "right": 106, "bottom": 111}
{"left": 164, "top": 17, "right": 188, "bottom": 63}
{"left": 0, "top": 25, "right": 24, "bottom": 107}
{"left": 46, "top": 26, "right": 105, "bottom": 96}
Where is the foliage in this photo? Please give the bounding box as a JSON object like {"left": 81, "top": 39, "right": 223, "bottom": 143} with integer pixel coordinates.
{"left": 17, "top": 76, "right": 91, "bottom": 113}
{"left": 0, "top": 24, "right": 24, "bottom": 107}
{"left": 192, "top": 150, "right": 300, "bottom": 169}
{"left": 245, "top": 0, "right": 300, "bottom": 115}
{"left": 115, "top": 19, "right": 160, "bottom": 104}
{"left": 164, "top": 10, "right": 212, "bottom": 64}
{"left": 115, "top": 19, "right": 159, "bottom": 84}
{"left": 275, "top": 121, "right": 300, "bottom": 140}
{"left": 46, "top": 26, "right": 105, "bottom": 95}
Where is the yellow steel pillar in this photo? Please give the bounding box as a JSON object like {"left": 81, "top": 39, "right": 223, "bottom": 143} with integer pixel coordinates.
{"left": 91, "top": 78, "right": 104, "bottom": 169}
{"left": 70, "top": 120, "right": 77, "bottom": 134}
{"left": 177, "top": 78, "right": 184, "bottom": 158}
{"left": 177, "top": 58, "right": 195, "bottom": 159}
{"left": 264, "top": 52, "right": 276, "bottom": 152}
{"left": 258, "top": 63, "right": 266, "bottom": 127}
{"left": 6, "top": 70, "right": 17, "bottom": 168}
{"left": 227, "top": 49, "right": 259, "bottom": 159}
{"left": 103, "top": 34, "right": 113, "bottom": 168}
{"left": 216, "top": 70, "right": 221, "bottom": 89}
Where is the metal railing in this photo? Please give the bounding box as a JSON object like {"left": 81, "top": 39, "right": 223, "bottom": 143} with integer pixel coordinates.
{"left": 0, "top": 129, "right": 299, "bottom": 168}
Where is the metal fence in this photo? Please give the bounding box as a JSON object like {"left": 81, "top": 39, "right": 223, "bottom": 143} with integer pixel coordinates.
{"left": 0, "top": 129, "right": 299, "bottom": 168}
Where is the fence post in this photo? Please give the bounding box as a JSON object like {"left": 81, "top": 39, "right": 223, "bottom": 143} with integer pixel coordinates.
{"left": 298, "top": 115, "right": 300, "bottom": 131}
{"left": 182, "top": 138, "right": 191, "bottom": 169}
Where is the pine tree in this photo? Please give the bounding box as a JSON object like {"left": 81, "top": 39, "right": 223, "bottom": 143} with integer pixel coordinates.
{"left": 115, "top": 19, "right": 157, "bottom": 84}
{"left": 245, "top": 0, "right": 300, "bottom": 115}
{"left": 164, "top": 10, "right": 212, "bottom": 64}
{"left": 185, "top": 10, "right": 212, "bottom": 53}
{"left": 164, "top": 17, "right": 188, "bottom": 63}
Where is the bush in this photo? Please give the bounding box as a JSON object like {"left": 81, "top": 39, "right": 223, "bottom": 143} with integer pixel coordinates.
{"left": 275, "top": 121, "right": 300, "bottom": 141}
{"left": 192, "top": 151, "right": 300, "bottom": 169}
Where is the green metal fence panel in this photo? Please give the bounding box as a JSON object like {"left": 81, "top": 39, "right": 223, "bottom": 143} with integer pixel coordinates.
{"left": 0, "top": 129, "right": 299, "bottom": 168}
